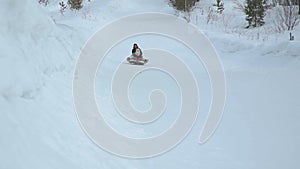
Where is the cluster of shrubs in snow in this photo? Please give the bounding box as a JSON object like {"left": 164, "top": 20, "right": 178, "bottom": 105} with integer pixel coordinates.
{"left": 38, "top": 0, "right": 300, "bottom": 31}
{"left": 39, "top": 0, "right": 84, "bottom": 10}
{"left": 168, "top": 0, "right": 299, "bottom": 30}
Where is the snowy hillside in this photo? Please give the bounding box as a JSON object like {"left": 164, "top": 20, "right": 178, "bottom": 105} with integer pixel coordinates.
{"left": 0, "top": 0, "right": 299, "bottom": 169}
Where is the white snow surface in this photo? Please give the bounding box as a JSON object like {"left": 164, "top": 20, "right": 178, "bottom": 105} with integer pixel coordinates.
{"left": 0, "top": 0, "right": 299, "bottom": 169}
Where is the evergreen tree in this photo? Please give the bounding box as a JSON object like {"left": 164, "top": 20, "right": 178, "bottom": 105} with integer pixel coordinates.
{"left": 59, "top": 1, "right": 67, "bottom": 15}
{"left": 169, "top": 0, "right": 198, "bottom": 13}
{"left": 68, "top": 0, "right": 83, "bottom": 10}
{"left": 216, "top": 0, "right": 225, "bottom": 13}
{"left": 245, "top": 0, "right": 267, "bottom": 28}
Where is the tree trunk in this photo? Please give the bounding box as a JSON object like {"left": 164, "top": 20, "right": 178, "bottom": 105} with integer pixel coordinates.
{"left": 298, "top": 0, "right": 300, "bottom": 15}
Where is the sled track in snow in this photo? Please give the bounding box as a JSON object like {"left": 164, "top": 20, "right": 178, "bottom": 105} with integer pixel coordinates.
{"left": 73, "top": 13, "right": 226, "bottom": 158}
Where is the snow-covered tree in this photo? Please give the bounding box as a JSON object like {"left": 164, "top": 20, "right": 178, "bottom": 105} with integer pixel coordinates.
{"left": 245, "top": 0, "right": 267, "bottom": 28}
{"left": 298, "top": 0, "right": 300, "bottom": 15}
{"left": 215, "top": 0, "right": 225, "bottom": 13}
{"left": 277, "top": 0, "right": 300, "bottom": 30}
{"left": 38, "top": 0, "right": 49, "bottom": 6}
{"left": 169, "top": 0, "right": 199, "bottom": 21}
{"left": 68, "top": 0, "right": 83, "bottom": 10}
{"left": 59, "top": 1, "right": 67, "bottom": 15}
{"left": 169, "top": 0, "right": 199, "bottom": 12}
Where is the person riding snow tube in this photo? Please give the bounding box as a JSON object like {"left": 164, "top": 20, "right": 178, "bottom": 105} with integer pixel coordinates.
{"left": 127, "top": 43, "right": 148, "bottom": 65}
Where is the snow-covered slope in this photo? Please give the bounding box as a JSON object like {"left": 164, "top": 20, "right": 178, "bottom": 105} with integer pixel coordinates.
{"left": 0, "top": 0, "right": 299, "bottom": 169}
{"left": 0, "top": 0, "right": 77, "bottom": 100}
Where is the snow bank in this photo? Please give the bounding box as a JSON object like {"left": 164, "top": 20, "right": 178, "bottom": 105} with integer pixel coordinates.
{"left": 0, "top": 0, "right": 73, "bottom": 100}
{"left": 0, "top": 0, "right": 299, "bottom": 169}
{"left": 0, "top": 0, "right": 54, "bottom": 33}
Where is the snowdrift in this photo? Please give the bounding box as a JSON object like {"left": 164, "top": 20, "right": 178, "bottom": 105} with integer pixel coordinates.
{"left": 0, "top": 0, "right": 73, "bottom": 99}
